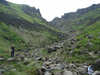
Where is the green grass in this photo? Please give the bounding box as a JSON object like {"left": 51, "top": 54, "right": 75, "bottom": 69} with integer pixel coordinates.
{"left": 0, "top": 1, "right": 61, "bottom": 57}
{"left": 3, "top": 63, "right": 40, "bottom": 75}
{"left": 0, "top": 22, "right": 60, "bottom": 58}
{"left": 69, "top": 21, "right": 100, "bottom": 63}
{"left": 76, "top": 21, "right": 100, "bottom": 51}
{"left": 0, "top": 22, "right": 26, "bottom": 58}
{"left": 0, "top": 1, "right": 63, "bottom": 75}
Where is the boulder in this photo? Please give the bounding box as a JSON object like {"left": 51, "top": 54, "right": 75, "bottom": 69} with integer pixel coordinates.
{"left": 44, "top": 71, "right": 52, "bottom": 75}
{"left": 37, "top": 68, "right": 45, "bottom": 75}
{"left": 55, "top": 64, "right": 65, "bottom": 70}
{"left": 7, "top": 58, "right": 16, "bottom": 62}
{"left": 11, "top": 68, "right": 17, "bottom": 71}
{"left": 87, "top": 42, "right": 93, "bottom": 47}
{"left": 19, "top": 55, "right": 25, "bottom": 61}
{"left": 35, "top": 57, "right": 42, "bottom": 61}
{"left": 94, "top": 59, "right": 100, "bottom": 70}
{"left": 0, "top": 69, "right": 6, "bottom": 74}
{"left": 0, "top": 57, "right": 5, "bottom": 61}
{"left": 92, "top": 71, "right": 100, "bottom": 75}
{"left": 87, "top": 34, "right": 94, "bottom": 39}
{"left": 23, "top": 61, "right": 30, "bottom": 65}
{"left": 78, "top": 66, "right": 88, "bottom": 75}
{"left": 63, "top": 70, "right": 73, "bottom": 75}
{"left": 53, "top": 71, "right": 63, "bottom": 75}
{"left": 47, "top": 47, "right": 57, "bottom": 53}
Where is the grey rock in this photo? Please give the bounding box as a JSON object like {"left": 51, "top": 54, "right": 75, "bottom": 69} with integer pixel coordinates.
{"left": 94, "top": 59, "right": 100, "bottom": 70}
{"left": 11, "top": 68, "right": 17, "bottom": 71}
{"left": 19, "top": 55, "right": 25, "bottom": 61}
{"left": 53, "top": 71, "right": 63, "bottom": 75}
{"left": 23, "top": 61, "right": 30, "bottom": 65}
{"left": 0, "top": 69, "right": 6, "bottom": 74}
{"left": 35, "top": 57, "right": 42, "bottom": 61}
{"left": 87, "top": 42, "right": 93, "bottom": 46}
{"left": 7, "top": 58, "right": 16, "bottom": 62}
{"left": 77, "top": 65, "right": 88, "bottom": 75}
{"left": 55, "top": 64, "right": 65, "bottom": 70}
{"left": 0, "top": 72, "right": 2, "bottom": 75}
{"left": 44, "top": 71, "right": 52, "bottom": 75}
{"left": 47, "top": 47, "right": 57, "bottom": 53}
{"left": 92, "top": 71, "right": 100, "bottom": 75}
{"left": 87, "top": 34, "right": 94, "bottom": 39}
{"left": 63, "top": 70, "right": 73, "bottom": 75}
{"left": 0, "top": 58, "right": 5, "bottom": 61}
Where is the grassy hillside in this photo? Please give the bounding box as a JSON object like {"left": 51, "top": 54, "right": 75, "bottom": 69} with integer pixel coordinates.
{"left": 49, "top": 4, "right": 100, "bottom": 63}
{"left": 0, "top": 0, "right": 62, "bottom": 58}
{"left": 0, "top": 1, "right": 63, "bottom": 75}
{"left": 75, "top": 21, "right": 100, "bottom": 59}
{"left": 1, "top": 0, "right": 100, "bottom": 74}
{"left": 50, "top": 4, "right": 100, "bottom": 32}
{"left": 0, "top": 22, "right": 26, "bottom": 58}
{"left": 62, "top": 20, "right": 100, "bottom": 63}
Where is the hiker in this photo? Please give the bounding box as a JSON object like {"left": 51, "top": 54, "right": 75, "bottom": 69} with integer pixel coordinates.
{"left": 11, "top": 45, "right": 15, "bottom": 57}
{"left": 88, "top": 64, "right": 94, "bottom": 75}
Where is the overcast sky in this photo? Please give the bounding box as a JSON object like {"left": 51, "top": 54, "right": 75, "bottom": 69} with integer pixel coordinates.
{"left": 6, "top": 0, "right": 100, "bottom": 21}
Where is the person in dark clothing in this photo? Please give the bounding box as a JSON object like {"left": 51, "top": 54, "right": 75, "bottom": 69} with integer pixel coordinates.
{"left": 11, "top": 46, "right": 15, "bottom": 57}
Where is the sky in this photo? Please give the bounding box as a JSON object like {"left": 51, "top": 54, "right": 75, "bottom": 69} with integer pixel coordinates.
{"left": 6, "top": 0, "right": 100, "bottom": 21}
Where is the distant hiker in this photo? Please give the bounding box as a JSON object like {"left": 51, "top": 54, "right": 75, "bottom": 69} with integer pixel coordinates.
{"left": 88, "top": 64, "right": 94, "bottom": 75}
{"left": 11, "top": 45, "right": 15, "bottom": 57}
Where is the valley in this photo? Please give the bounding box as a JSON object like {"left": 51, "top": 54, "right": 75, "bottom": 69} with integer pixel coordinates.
{"left": 0, "top": 0, "right": 100, "bottom": 75}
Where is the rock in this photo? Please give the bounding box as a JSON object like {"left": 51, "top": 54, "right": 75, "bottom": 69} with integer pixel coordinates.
{"left": 37, "top": 68, "right": 45, "bottom": 75}
{"left": 47, "top": 47, "right": 57, "bottom": 53}
{"left": 35, "top": 57, "right": 42, "bottom": 61}
{"left": 68, "top": 63, "right": 77, "bottom": 70}
{"left": 44, "top": 71, "right": 52, "bottom": 75}
{"left": 0, "top": 72, "right": 2, "bottom": 75}
{"left": 49, "top": 64, "right": 56, "bottom": 70}
{"left": 24, "top": 58, "right": 28, "bottom": 61}
{"left": 23, "top": 61, "right": 30, "bottom": 65}
{"left": 87, "top": 42, "right": 93, "bottom": 46}
{"left": 7, "top": 58, "right": 16, "bottom": 62}
{"left": 63, "top": 70, "right": 73, "bottom": 75}
{"left": 0, "top": 69, "right": 6, "bottom": 74}
{"left": 87, "top": 34, "right": 94, "bottom": 39}
{"left": 92, "top": 71, "right": 100, "bottom": 75}
{"left": 11, "top": 68, "right": 17, "bottom": 71}
{"left": 0, "top": 58, "right": 5, "bottom": 61}
{"left": 78, "top": 66, "right": 88, "bottom": 75}
{"left": 23, "top": 58, "right": 31, "bottom": 65}
{"left": 5, "top": 65, "right": 15, "bottom": 71}
{"left": 53, "top": 71, "right": 63, "bottom": 75}
{"left": 94, "top": 59, "right": 100, "bottom": 70}
{"left": 44, "top": 61, "right": 52, "bottom": 66}
{"left": 19, "top": 55, "right": 25, "bottom": 61}
{"left": 55, "top": 64, "right": 65, "bottom": 70}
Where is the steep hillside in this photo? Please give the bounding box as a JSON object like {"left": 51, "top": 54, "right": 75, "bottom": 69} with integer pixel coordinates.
{"left": 0, "top": 0, "right": 62, "bottom": 58}
{"left": 1, "top": 0, "right": 100, "bottom": 75}
{"left": 0, "top": 22, "right": 26, "bottom": 57}
{"left": 74, "top": 21, "right": 100, "bottom": 62}
{"left": 50, "top": 4, "right": 100, "bottom": 32}
{"left": 61, "top": 20, "right": 100, "bottom": 63}
{"left": 0, "top": 0, "right": 65, "bottom": 75}
{"left": 50, "top": 4, "right": 100, "bottom": 63}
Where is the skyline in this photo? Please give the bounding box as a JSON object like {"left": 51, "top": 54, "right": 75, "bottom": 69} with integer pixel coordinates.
{"left": 6, "top": 0, "right": 100, "bottom": 21}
